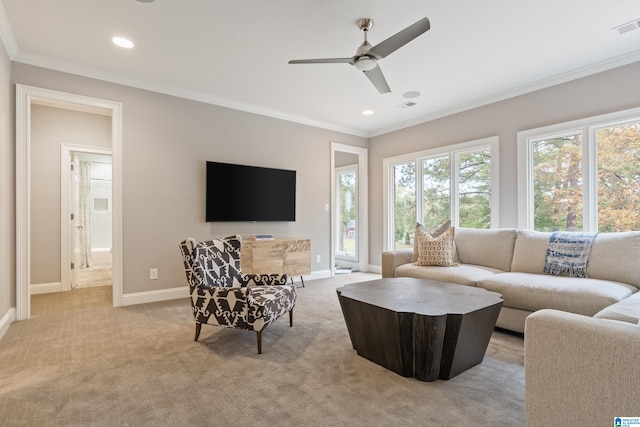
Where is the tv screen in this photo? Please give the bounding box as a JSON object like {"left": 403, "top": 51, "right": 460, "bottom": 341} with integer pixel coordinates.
{"left": 206, "top": 161, "right": 296, "bottom": 222}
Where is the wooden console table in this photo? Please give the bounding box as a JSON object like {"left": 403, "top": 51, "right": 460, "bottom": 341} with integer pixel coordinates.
{"left": 241, "top": 238, "right": 311, "bottom": 287}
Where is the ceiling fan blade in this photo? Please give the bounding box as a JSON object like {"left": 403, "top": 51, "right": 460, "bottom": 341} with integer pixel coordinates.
{"left": 288, "top": 58, "right": 354, "bottom": 65}
{"left": 367, "top": 17, "right": 430, "bottom": 59}
{"left": 363, "top": 65, "right": 390, "bottom": 94}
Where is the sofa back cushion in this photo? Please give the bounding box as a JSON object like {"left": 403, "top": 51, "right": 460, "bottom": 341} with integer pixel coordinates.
{"left": 511, "top": 230, "right": 640, "bottom": 289}
{"left": 588, "top": 232, "right": 640, "bottom": 288}
{"left": 454, "top": 228, "right": 517, "bottom": 271}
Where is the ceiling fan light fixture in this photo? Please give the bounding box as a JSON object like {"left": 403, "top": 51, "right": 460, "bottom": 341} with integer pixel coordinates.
{"left": 355, "top": 56, "right": 377, "bottom": 71}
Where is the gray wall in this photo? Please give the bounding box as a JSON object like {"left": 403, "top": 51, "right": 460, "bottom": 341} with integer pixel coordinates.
{"left": 11, "top": 62, "right": 368, "bottom": 296}
{"left": 30, "top": 105, "right": 111, "bottom": 284}
{"left": 368, "top": 61, "right": 640, "bottom": 265}
{"left": 0, "top": 40, "right": 12, "bottom": 322}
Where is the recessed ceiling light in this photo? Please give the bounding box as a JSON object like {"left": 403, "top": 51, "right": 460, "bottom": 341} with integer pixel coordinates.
{"left": 362, "top": 110, "right": 374, "bottom": 116}
{"left": 403, "top": 91, "right": 421, "bottom": 99}
{"left": 112, "top": 36, "right": 134, "bottom": 49}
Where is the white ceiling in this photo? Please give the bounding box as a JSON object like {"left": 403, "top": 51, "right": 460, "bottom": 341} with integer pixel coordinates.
{"left": 2, "top": 0, "right": 640, "bottom": 137}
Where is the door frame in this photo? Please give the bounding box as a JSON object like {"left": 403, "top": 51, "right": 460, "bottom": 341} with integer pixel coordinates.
{"left": 61, "top": 145, "right": 113, "bottom": 292}
{"left": 16, "top": 84, "right": 123, "bottom": 320}
{"left": 330, "top": 142, "right": 368, "bottom": 276}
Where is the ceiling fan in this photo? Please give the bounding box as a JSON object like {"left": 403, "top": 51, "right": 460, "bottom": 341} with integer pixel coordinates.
{"left": 288, "top": 17, "right": 430, "bottom": 94}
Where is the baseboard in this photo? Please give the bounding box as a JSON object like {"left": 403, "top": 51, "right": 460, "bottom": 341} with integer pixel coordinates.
{"left": 31, "top": 282, "right": 62, "bottom": 295}
{"left": 306, "top": 270, "right": 332, "bottom": 281}
{"left": 122, "top": 286, "right": 189, "bottom": 306}
{"left": 368, "top": 265, "right": 382, "bottom": 274}
{"left": 0, "top": 307, "right": 16, "bottom": 341}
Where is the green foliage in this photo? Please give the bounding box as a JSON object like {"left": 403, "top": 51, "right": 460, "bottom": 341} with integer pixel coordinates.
{"left": 532, "top": 123, "right": 640, "bottom": 232}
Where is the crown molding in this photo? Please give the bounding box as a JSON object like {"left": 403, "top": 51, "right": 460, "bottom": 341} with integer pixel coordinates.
{"left": 0, "top": 2, "right": 18, "bottom": 58}
{"left": 12, "top": 49, "right": 369, "bottom": 138}
{"left": 369, "top": 50, "right": 640, "bottom": 138}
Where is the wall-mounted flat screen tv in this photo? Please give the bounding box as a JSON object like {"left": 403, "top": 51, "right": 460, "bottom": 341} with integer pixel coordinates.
{"left": 206, "top": 161, "right": 296, "bottom": 222}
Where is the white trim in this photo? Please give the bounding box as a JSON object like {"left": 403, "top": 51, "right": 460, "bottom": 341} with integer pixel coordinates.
{"left": 30, "top": 282, "right": 62, "bottom": 295}
{"left": 516, "top": 105, "right": 640, "bottom": 230}
{"left": 11, "top": 50, "right": 368, "bottom": 138}
{"left": 305, "top": 269, "right": 333, "bottom": 281}
{"left": 121, "top": 269, "right": 334, "bottom": 307}
{"left": 367, "top": 265, "right": 382, "bottom": 275}
{"left": 370, "top": 50, "right": 640, "bottom": 137}
{"left": 60, "top": 144, "right": 112, "bottom": 292}
{"left": 0, "top": 308, "right": 16, "bottom": 341}
{"left": 330, "top": 143, "right": 368, "bottom": 277}
{"left": 0, "top": 3, "right": 18, "bottom": 58}
{"left": 15, "top": 84, "right": 124, "bottom": 320}
{"left": 122, "top": 287, "right": 189, "bottom": 307}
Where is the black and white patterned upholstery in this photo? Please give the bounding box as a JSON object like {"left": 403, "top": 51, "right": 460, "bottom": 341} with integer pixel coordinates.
{"left": 179, "top": 235, "right": 296, "bottom": 353}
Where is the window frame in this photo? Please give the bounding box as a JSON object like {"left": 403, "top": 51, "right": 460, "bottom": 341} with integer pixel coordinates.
{"left": 383, "top": 136, "right": 500, "bottom": 251}
{"left": 517, "top": 106, "right": 640, "bottom": 231}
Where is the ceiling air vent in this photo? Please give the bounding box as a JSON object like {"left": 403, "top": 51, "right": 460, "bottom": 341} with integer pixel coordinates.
{"left": 612, "top": 19, "right": 640, "bottom": 36}
{"left": 396, "top": 101, "right": 417, "bottom": 109}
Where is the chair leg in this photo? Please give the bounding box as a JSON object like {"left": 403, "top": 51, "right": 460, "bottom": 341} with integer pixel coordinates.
{"left": 256, "top": 331, "right": 262, "bottom": 354}
{"left": 300, "top": 276, "right": 305, "bottom": 287}
{"left": 289, "top": 309, "right": 293, "bottom": 327}
{"left": 194, "top": 323, "right": 202, "bottom": 341}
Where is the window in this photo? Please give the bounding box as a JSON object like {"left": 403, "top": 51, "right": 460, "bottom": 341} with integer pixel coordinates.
{"left": 518, "top": 107, "right": 640, "bottom": 232}
{"left": 384, "top": 137, "right": 499, "bottom": 250}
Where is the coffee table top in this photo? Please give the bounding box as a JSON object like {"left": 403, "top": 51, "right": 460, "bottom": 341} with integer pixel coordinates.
{"left": 337, "top": 277, "right": 503, "bottom": 316}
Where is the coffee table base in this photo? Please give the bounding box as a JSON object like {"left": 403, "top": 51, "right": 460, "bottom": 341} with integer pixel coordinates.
{"left": 337, "top": 281, "right": 502, "bottom": 382}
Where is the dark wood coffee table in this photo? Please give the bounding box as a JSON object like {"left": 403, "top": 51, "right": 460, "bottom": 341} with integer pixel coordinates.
{"left": 336, "top": 277, "right": 503, "bottom": 382}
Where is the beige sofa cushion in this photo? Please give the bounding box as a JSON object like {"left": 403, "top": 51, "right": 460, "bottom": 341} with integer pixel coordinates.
{"left": 395, "top": 263, "right": 503, "bottom": 287}
{"left": 587, "top": 231, "right": 640, "bottom": 288}
{"left": 454, "top": 228, "right": 516, "bottom": 272}
{"left": 478, "top": 272, "right": 637, "bottom": 316}
{"left": 594, "top": 291, "right": 640, "bottom": 324}
{"left": 510, "top": 230, "right": 549, "bottom": 273}
{"left": 511, "top": 230, "right": 640, "bottom": 288}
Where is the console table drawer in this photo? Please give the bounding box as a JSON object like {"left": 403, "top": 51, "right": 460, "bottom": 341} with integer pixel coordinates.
{"left": 241, "top": 238, "right": 310, "bottom": 278}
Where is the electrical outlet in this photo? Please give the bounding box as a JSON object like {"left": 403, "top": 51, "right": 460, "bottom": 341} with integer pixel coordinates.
{"left": 149, "top": 268, "right": 158, "bottom": 280}
{"left": 316, "top": 255, "right": 321, "bottom": 263}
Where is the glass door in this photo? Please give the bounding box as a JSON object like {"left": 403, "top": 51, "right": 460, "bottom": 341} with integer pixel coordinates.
{"left": 335, "top": 165, "right": 358, "bottom": 264}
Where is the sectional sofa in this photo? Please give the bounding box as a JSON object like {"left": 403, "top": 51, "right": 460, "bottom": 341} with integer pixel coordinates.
{"left": 383, "top": 227, "right": 640, "bottom": 424}
{"left": 381, "top": 227, "right": 640, "bottom": 333}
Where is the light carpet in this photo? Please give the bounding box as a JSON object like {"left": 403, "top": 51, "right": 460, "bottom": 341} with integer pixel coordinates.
{"left": 0, "top": 273, "right": 524, "bottom": 426}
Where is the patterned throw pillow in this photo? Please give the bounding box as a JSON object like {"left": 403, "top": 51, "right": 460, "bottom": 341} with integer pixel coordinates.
{"left": 411, "top": 220, "right": 451, "bottom": 263}
{"left": 414, "top": 226, "right": 458, "bottom": 267}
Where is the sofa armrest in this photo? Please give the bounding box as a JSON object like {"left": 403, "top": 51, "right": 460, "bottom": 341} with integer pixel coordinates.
{"left": 381, "top": 249, "right": 413, "bottom": 278}
{"left": 525, "top": 309, "right": 640, "bottom": 427}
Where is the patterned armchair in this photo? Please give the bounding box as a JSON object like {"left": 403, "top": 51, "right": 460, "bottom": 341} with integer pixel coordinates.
{"left": 179, "top": 235, "right": 297, "bottom": 354}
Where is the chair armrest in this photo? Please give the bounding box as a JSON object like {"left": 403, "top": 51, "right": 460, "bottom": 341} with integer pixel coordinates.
{"left": 242, "top": 273, "right": 289, "bottom": 286}
{"left": 525, "top": 309, "right": 640, "bottom": 427}
{"left": 381, "top": 249, "right": 413, "bottom": 278}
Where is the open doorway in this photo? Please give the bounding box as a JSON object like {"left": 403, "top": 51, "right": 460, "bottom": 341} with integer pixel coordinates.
{"left": 330, "top": 143, "right": 368, "bottom": 276}
{"left": 65, "top": 149, "right": 113, "bottom": 290}
{"left": 15, "top": 84, "right": 123, "bottom": 320}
